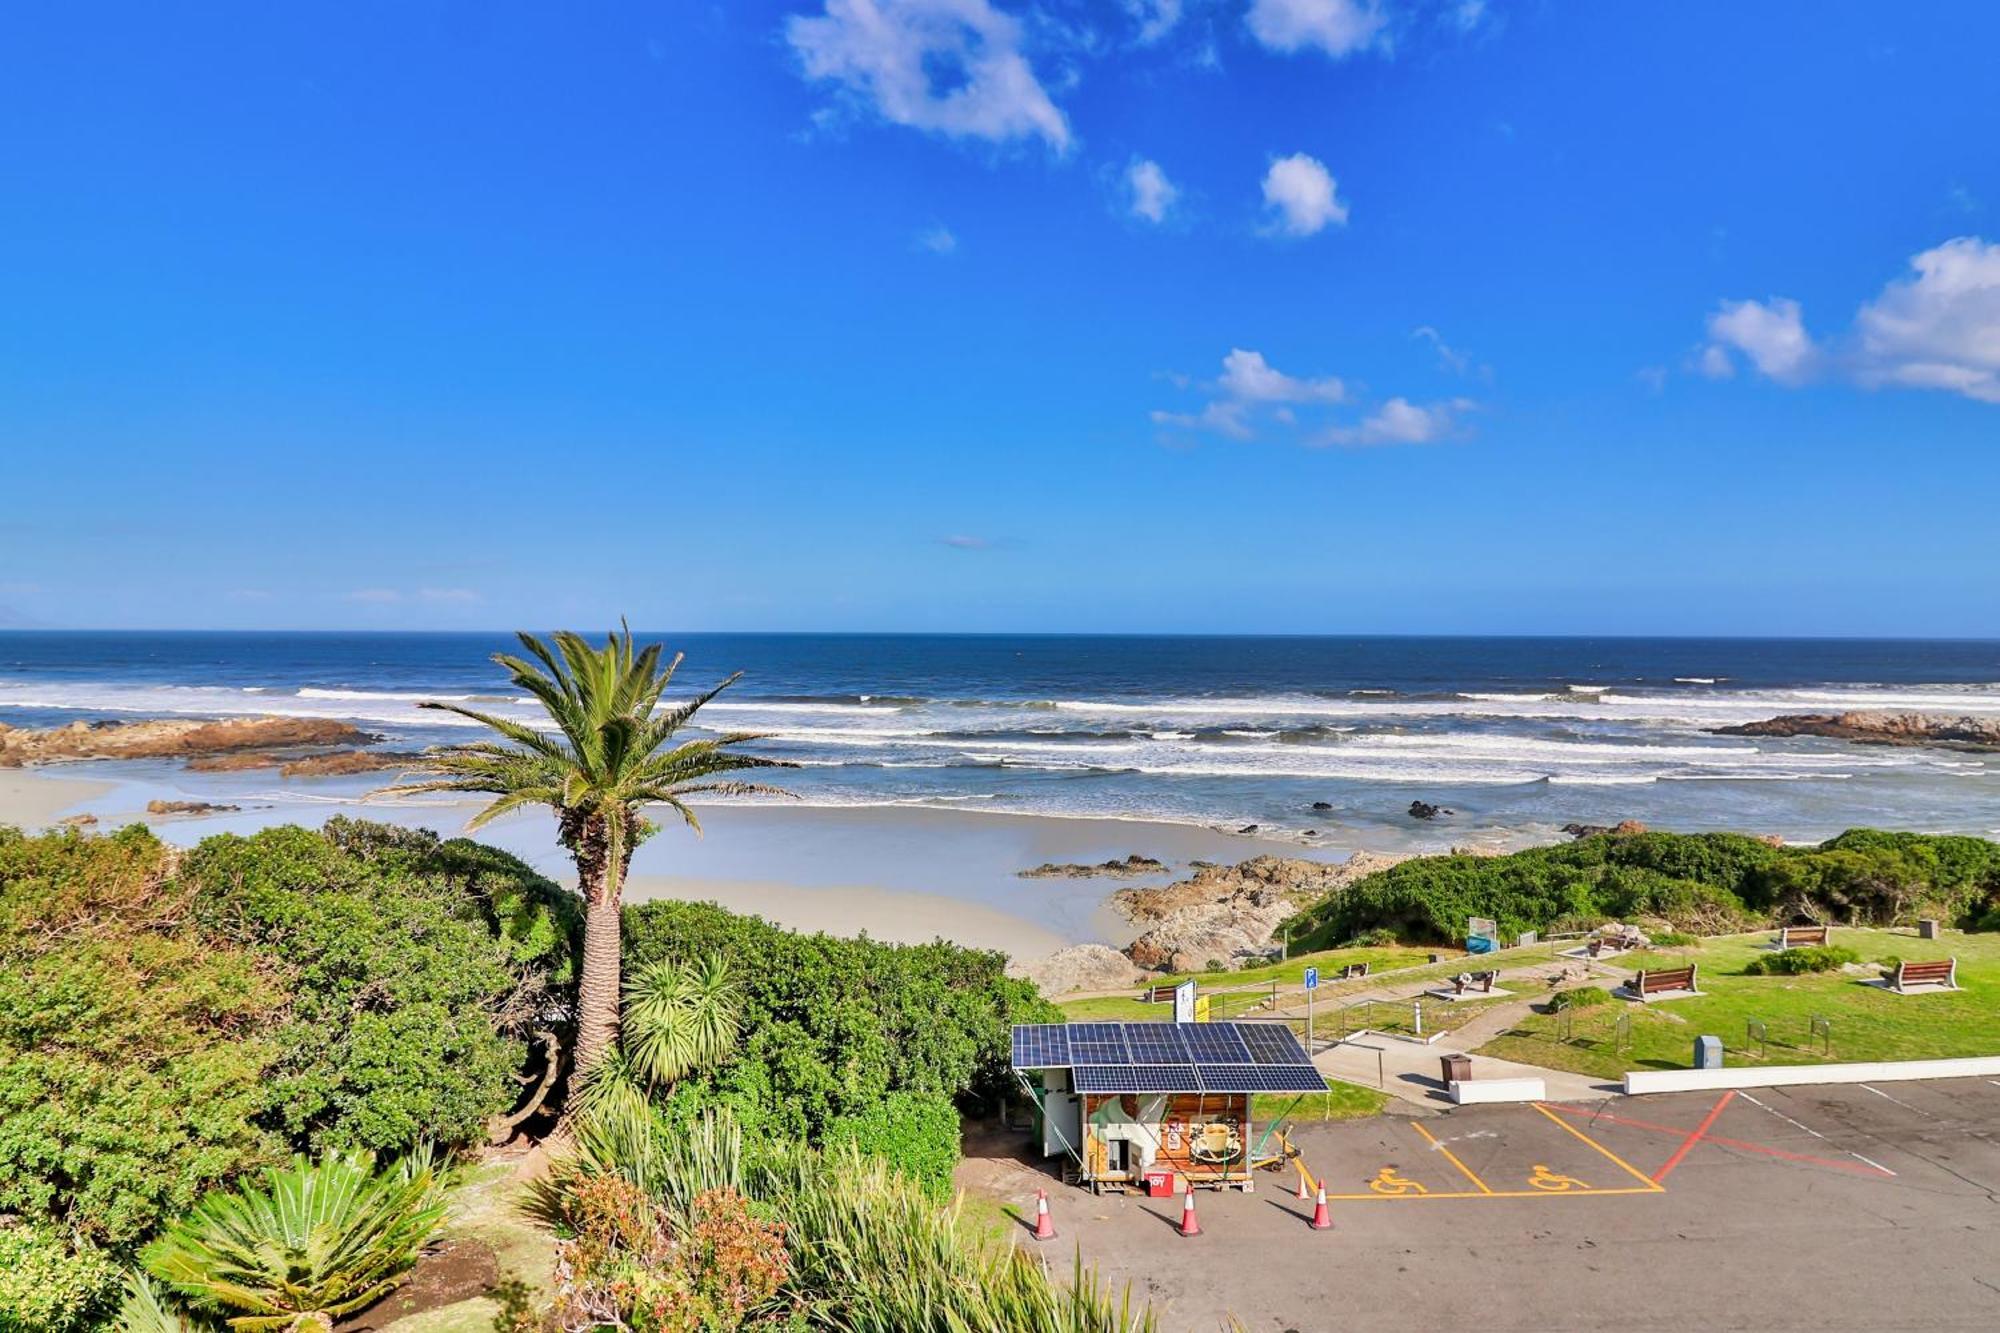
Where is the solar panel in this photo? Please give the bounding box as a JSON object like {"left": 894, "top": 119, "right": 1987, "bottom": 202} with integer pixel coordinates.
{"left": 1180, "top": 1023, "right": 1252, "bottom": 1063}
{"left": 1068, "top": 1022, "right": 1125, "bottom": 1042}
{"left": 1070, "top": 1038, "right": 1130, "bottom": 1065}
{"left": 1238, "top": 1023, "right": 1311, "bottom": 1065}
{"left": 1193, "top": 1063, "right": 1328, "bottom": 1094}
{"left": 1073, "top": 1064, "right": 1199, "bottom": 1094}
{"left": 1121, "top": 1023, "right": 1190, "bottom": 1064}
{"left": 1010, "top": 1024, "right": 1070, "bottom": 1069}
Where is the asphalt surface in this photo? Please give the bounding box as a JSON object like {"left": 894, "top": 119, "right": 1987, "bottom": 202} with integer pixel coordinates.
{"left": 1007, "top": 1078, "right": 2000, "bottom": 1331}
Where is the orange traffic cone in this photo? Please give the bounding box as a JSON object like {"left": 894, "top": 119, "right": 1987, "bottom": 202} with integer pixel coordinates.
{"left": 1179, "top": 1187, "right": 1201, "bottom": 1238}
{"left": 1310, "top": 1183, "right": 1332, "bottom": 1231}
{"left": 1296, "top": 1170, "right": 1310, "bottom": 1201}
{"left": 1032, "top": 1188, "right": 1057, "bottom": 1242}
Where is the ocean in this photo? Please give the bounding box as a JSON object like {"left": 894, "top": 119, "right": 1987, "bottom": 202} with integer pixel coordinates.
{"left": 3, "top": 631, "right": 1998, "bottom": 848}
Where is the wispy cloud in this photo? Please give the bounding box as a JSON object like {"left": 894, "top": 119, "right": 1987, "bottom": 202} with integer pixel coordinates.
{"left": 915, "top": 223, "right": 958, "bottom": 254}
{"left": 1320, "top": 396, "right": 1474, "bottom": 446}
{"left": 1125, "top": 158, "right": 1178, "bottom": 224}
{"left": 1260, "top": 153, "right": 1348, "bottom": 237}
{"left": 1411, "top": 325, "right": 1491, "bottom": 380}
{"left": 1154, "top": 347, "right": 1477, "bottom": 448}
{"left": 786, "top": 0, "right": 1071, "bottom": 153}
{"left": 1245, "top": 0, "right": 1387, "bottom": 59}
{"left": 1696, "top": 236, "right": 2000, "bottom": 403}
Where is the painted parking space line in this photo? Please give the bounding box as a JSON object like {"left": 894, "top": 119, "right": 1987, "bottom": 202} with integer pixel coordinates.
{"left": 1530, "top": 1103, "right": 1667, "bottom": 1191}
{"left": 1862, "top": 1084, "right": 1934, "bottom": 1117}
{"left": 1545, "top": 1100, "right": 1895, "bottom": 1179}
{"left": 1411, "top": 1121, "right": 1494, "bottom": 1194}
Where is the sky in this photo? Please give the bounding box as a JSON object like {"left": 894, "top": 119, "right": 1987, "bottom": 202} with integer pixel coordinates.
{"left": 2, "top": 1, "right": 1997, "bottom": 637}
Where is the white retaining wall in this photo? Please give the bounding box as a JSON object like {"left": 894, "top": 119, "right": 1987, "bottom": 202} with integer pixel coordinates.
{"left": 1449, "top": 1076, "right": 1546, "bottom": 1104}
{"left": 1624, "top": 1055, "right": 2000, "bottom": 1095}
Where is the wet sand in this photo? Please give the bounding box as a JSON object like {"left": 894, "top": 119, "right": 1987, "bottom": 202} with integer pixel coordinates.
{"left": 0, "top": 768, "right": 113, "bottom": 828}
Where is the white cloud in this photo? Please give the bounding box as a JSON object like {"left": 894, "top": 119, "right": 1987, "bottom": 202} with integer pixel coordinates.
{"left": 1321, "top": 396, "right": 1473, "bottom": 446}
{"left": 1851, "top": 237, "right": 2000, "bottom": 402}
{"left": 1696, "top": 237, "right": 2000, "bottom": 404}
{"left": 786, "top": 0, "right": 1071, "bottom": 152}
{"left": 1449, "top": 0, "right": 1488, "bottom": 33}
{"left": 1702, "top": 297, "right": 1817, "bottom": 384}
{"left": 1123, "top": 0, "right": 1182, "bottom": 43}
{"left": 1216, "top": 347, "right": 1347, "bottom": 403}
{"left": 1246, "top": 0, "right": 1386, "bottom": 58}
{"left": 1260, "top": 152, "right": 1348, "bottom": 237}
{"left": 915, "top": 223, "right": 958, "bottom": 253}
{"left": 1126, "top": 158, "right": 1178, "bottom": 224}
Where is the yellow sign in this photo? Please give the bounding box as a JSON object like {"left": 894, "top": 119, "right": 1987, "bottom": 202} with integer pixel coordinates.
{"left": 1527, "top": 1164, "right": 1589, "bottom": 1192}
{"left": 1367, "top": 1167, "right": 1430, "bottom": 1196}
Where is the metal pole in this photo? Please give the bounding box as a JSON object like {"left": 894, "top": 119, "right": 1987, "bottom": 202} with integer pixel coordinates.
{"left": 1414, "top": 998, "right": 1424, "bottom": 1038}
{"left": 1307, "top": 984, "right": 1314, "bottom": 1049}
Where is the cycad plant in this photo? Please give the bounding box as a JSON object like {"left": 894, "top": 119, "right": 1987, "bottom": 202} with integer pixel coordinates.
{"left": 138, "top": 1150, "right": 451, "bottom": 1332}
{"left": 571, "top": 953, "right": 745, "bottom": 1136}
{"left": 387, "top": 627, "right": 790, "bottom": 1076}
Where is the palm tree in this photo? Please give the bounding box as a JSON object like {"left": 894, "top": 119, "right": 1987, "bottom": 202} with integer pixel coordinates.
{"left": 387, "top": 627, "right": 791, "bottom": 1077}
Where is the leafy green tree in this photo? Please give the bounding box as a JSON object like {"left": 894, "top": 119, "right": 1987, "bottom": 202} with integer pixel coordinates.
{"left": 388, "top": 628, "right": 790, "bottom": 1076}
{"left": 138, "top": 1150, "right": 451, "bottom": 1333}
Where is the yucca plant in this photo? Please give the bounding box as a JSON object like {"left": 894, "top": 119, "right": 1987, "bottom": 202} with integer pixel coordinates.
{"left": 386, "top": 627, "right": 791, "bottom": 1077}
{"left": 139, "top": 1150, "right": 451, "bottom": 1332}
{"left": 570, "top": 952, "right": 744, "bottom": 1137}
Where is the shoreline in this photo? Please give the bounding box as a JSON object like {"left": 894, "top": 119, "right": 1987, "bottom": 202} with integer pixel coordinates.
{"left": 0, "top": 764, "right": 1341, "bottom": 955}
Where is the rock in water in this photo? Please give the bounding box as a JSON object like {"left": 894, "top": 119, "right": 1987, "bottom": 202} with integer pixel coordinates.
{"left": 1712, "top": 711, "right": 2000, "bottom": 752}
{"left": 1408, "top": 800, "right": 1453, "bottom": 820}
{"left": 0, "top": 716, "right": 374, "bottom": 767}
{"left": 1017, "top": 854, "right": 1168, "bottom": 879}
{"left": 146, "top": 799, "right": 241, "bottom": 815}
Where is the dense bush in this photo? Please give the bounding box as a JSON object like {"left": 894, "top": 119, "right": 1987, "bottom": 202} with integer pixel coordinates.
{"left": 1293, "top": 828, "right": 2000, "bottom": 947}
{"left": 1742, "top": 945, "right": 1860, "bottom": 976}
{"left": 0, "top": 1225, "right": 123, "bottom": 1333}
{"left": 0, "top": 819, "right": 577, "bottom": 1330}
{"left": 181, "top": 820, "right": 575, "bottom": 1153}
{"left": 824, "top": 1090, "right": 963, "bottom": 1199}
{"left": 622, "top": 900, "right": 1059, "bottom": 1149}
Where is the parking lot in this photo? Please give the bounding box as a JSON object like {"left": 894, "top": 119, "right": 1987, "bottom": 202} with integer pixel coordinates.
{"left": 990, "top": 1077, "right": 2000, "bottom": 1330}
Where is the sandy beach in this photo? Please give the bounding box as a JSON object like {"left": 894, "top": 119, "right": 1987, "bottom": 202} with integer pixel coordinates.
{"left": 0, "top": 768, "right": 113, "bottom": 829}
{"left": 0, "top": 760, "right": 1336, "bottom": 956}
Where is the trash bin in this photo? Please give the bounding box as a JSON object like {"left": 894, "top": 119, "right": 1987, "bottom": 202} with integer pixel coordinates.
{"left": 1440, "top": 1053, "right": 1472, "bottom": 1085}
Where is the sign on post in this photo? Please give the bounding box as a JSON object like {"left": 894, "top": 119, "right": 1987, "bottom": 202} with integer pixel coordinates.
{"left": 1173, "top": 979, "right": 1196, "bottom": 1025}
{"left": 1303, "top": 966, "right": 1320, "bottom": 991}
{"left": 1303, "top": 966, "right": 1319, "bottom": 1047}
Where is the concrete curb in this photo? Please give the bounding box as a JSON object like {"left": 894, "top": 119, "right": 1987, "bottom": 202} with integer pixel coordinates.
{"left": 1624, "top": 1054, "right": 2000, "bottom": 1095}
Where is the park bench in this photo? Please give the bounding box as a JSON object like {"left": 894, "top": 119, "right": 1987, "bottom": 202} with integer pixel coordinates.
{"left": 1884, "top": 958, "right": 1958, "bottom": 993}
{"left": 1776, "top": 924, "right": 1830, "bottom": 949}
{"left": 1141, "top": 985, "right": 1179, "bottom": 1003}
{"left": 1630, "top": 964, "right": 1698, "bottom": 1001}
{"left": 1339, "top": 962, "right": 1369, "bottom": 980}
{"left": 1446, "top": 970, "right": 1499, "bottom": 996}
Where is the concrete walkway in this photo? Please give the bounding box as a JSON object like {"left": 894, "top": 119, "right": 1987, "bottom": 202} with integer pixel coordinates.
{"left": 1313, "top": 996, "right": 1621, "bottom": 1109}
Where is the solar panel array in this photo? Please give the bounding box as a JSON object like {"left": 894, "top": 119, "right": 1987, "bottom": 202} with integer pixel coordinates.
{"left": 1011, "top": 1021, "right": 1324, "bottom": 1097}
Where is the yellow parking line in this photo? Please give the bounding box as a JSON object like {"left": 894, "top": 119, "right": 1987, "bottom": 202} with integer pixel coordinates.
{"left": 1531, "top": 1103, "right": 1666, "bottom": 1191}
{"left": 1411, "top": 1122, "right": 1494, "bottom": 1194}
{"left": 1320, "top": 1186, "right": 1660, "bottom": 1202}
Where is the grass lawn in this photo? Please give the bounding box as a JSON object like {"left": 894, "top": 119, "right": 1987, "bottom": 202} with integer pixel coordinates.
{"left": 1254, "top": 1081, "right": 1389, "bottom": 1122}
{"left": 1477, "top": 926, "right": 2000, "bottom": 1080}
{"left": 1057, "top": 944, "right": 1450, "bottom": 1021}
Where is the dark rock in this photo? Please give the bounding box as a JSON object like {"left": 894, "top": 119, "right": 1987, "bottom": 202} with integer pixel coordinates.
{"left": 146, "top": 799, "right": 241, "bottom": 816}
{"left": 1408, "top": 801, "right": 1454, "bottom": 820}
{"left": 1018, "top": 854, "right": 1169, "bottom": 880}
{"left": 1237, "top": 824, "right": 1260, "bottom": 834}
{"left": 1712, "top": 710, "right": 2000, "bottom": 752}
{"left": 1562, "top": 822, "right": 1614, "bottom": 839}
{"left": 1311, "top": 801, "right": 1334, "bottom": 811}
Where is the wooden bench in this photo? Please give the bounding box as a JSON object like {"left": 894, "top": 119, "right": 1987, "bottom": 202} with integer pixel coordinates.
{"left": 1141, "top": 985, "right": 1179, "bottom": 1003}
{"left": 1631, "top": 964, "right": 1698, "bottom": 1000}
{"left": 1339, "top": 962, "right": 1369, "bottom": 980}
{"left": 1446, "top": 970, "right": 1499, "bottom": 996}
{"left": 1776, "top": 924, "right": 1830, "bottom": 949}
{"left": 1884, "top": 959, "right": 1957, "bottom": 993}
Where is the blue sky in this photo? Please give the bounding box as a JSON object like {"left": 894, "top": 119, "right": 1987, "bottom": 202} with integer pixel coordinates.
{"left": 2, "top": 1, "right": 1997, "bottom": 635}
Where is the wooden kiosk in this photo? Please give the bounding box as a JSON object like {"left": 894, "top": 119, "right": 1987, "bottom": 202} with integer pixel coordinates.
{"left": 1011, "top": 1019, "right": 1327, "bottom": 1193}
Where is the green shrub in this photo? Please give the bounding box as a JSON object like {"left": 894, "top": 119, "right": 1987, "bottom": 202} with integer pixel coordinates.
{"left": 1650, "top": 931, "right": 1699, "bottom": 948}
{"left": 1344, "top": 927, "right": 1399, "bottom": 948}
{"left": 622, "top": 900, "right": 1058, "bottom": 1151}
{"left": 0, "top": 1224, "right": 124, "bottom": 1333}
{"left": 1547, "top": 985, "right": 1615, "bottom": 1011}
{"left": 1742, "top": 945, "right": 1860, "bottom": 976}
{"left": 140, "top": 1149, "right": 451, "bottom": 1332}
{"left": 825, "top": 1090, "right": 963, "bottom": 1199}
{"left": 183, "top": 822, "right": 572, "bottom": 1154}
{"left": 1289, "top": 828, "right": 2000, "bottom": 947}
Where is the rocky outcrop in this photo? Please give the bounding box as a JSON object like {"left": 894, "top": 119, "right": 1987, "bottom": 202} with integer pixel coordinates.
{"left": 1018, "top": 854, "right": 1168, "bottom": 879}
{"left": 1561, "top": 819, "right": 1649, "bottom": 839}
{"left": 1113, "top": 850, "right": 1408, "bottom": 974}
{"left": 146, "top": 799, "right": 241, "bottom": 816}
{"left": 0, "top": 717, "right": 373, "bottom": 767}
{"left": 186, "top": 748, "right": 424, "bottom": 777}
{"left": 1408, "top": 800, "right": 1453, "bottom": 820}
{"left": 1011, "top": 944, "right": 1145, "bottom": 995}
{"left": 1713, "top": 711, "right": 2000, "bottom": 752}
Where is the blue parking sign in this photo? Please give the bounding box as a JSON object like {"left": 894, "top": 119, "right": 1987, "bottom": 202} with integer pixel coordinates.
{"left": 1304, "top": 965, "right": 1319, "bottom": 991}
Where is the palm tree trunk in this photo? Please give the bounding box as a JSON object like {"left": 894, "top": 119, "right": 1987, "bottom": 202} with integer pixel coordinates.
{"left": 574, "top": 896, "right": 622, "bottom": 1074}
{"left": 570, "top": 810, "right": 626, "bottom": 1076}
